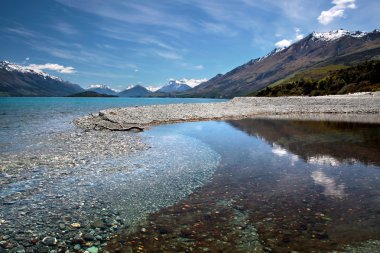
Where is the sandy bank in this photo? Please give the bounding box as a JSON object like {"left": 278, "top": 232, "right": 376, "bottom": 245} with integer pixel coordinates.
{"left": 74, "top": 93, "right": 380, "bottom": 130}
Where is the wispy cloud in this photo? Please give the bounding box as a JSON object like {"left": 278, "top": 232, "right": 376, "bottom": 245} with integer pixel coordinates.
{"left": 56, "top": 0, "right": 193, "bottom": 32}
{"left": 5, "top": 27, "right": 38, "bottom": 37}
{"left": 4, "top": 26, "right": 138, "bottom": 70}
{"left": 201, "top": 22, "right": 238, "bottom": 37}
{"left": 154, "top": 50, "right": 182, "bottom": 60}
{"left": 53, "top": 22, "right": 78, "bottom": 35}
{"left": 27, "top": 63, "right": 76, "bottom": 74}
{"left": 318, "top": 0, "right": 356, "bottom": 25}
{"left": 193, "top": 65, "right": 204, "bottom": 70}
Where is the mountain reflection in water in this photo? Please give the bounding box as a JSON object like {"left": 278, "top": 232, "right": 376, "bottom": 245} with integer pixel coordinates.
{"left": 228, "top": 119, "right": 380, "bottom": 167}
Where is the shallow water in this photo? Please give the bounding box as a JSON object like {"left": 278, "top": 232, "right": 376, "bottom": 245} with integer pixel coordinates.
{"left": 110, "top": 119, "right": 380, "bottom": 252}
{"left": 1, "top": 97, "right": 380, "bottom": 252}
{"left": 0, "top": 97, "right": 225, "bottom": 252}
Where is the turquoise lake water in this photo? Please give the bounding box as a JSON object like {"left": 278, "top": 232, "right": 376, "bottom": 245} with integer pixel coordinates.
{"left": 0, "top": 97, "right": 226, "bottom": 151}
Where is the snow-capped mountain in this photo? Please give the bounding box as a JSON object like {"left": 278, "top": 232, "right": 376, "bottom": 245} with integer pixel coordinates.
{"left": 157, "top": 80, "right": 192, "bottom": 93}
{"left": 1, "top": 61, "right": 62, "bottom": 81}
{"left": 146, "top": 86, "right": 161, "bottom": 92}
{"left": 86, "top": 84, "right": 118, "bottom": 96}
{"left": 186, "top": 28, "right": 380, "bottom": 98}
{"left": 0, "top": 60, "right": 83, "bottom": 96}
{"left": 156, "top": 78, "right": 207, "bottom": 93}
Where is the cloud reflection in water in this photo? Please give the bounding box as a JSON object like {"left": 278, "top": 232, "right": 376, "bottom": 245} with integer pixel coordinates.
{"left": 311, "top": 170, "right": 346, "bottom": 198}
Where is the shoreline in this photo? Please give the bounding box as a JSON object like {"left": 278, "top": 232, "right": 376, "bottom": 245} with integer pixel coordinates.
{"left": 74, "top": 93, "right": 380, "bottom": 131}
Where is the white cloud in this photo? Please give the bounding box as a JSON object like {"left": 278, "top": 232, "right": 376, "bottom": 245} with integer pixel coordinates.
{"left": 295, "top": 28, "right": 304, "bottom": 40}
{"left": 181, "top": 78, "right": 208, "bottom": 87}
{"left": 318, "top": 0, "right": 356, "bottom": 25}
{"left": 194, "top": 65, "right": 204, "bottom": 70}
{"left": 274, "top": 28, "right": 304, "bottom": 48}
{"left": 275, "top": 39, "right": 292, "bottom": 48}
{"left": 25, "top": 57, "right": 30, "bottom": 61}
{"left": 27, "top": 63, "right": 76, "bottom": 74}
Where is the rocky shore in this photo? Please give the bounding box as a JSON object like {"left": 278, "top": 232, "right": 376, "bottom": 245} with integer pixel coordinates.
{"left": 74, "top": 93, "right": 380, "bottom": 131}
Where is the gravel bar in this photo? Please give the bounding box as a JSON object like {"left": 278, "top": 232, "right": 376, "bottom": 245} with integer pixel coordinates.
{"left": 74, "top": 93, "right": 380, "bottom": 131}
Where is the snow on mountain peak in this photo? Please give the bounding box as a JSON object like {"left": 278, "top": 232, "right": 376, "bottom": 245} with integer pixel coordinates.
{"left": 88, "top": 84, "right": 108, "bottom": 89}
{"left": 0, "top": 60, "right": 62, "bottom": 81}
{"left": 146, "top": 86, "right": 161, "bottom": 92}
{"left": 312, "top": 29, "right": 367, "bottom": 41}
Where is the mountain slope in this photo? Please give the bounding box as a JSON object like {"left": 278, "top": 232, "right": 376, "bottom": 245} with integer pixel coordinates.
{"left": 182, "top": 29, "right": 380, "bottom": 98}
{"left": 0, "top": 61, "right": 83, "bottom": 96}
{"left": 118, "top": 85, "right": 152, "bottom": 97}
{"left": 86, "top": 84, "right": 118, "bottom": 95}
{"left": 253, "top": 61, "right": 380, "bottom": 96}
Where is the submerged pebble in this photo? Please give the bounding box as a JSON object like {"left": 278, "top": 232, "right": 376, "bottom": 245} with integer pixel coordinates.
{"left": 0, "top": 125, "right": 220, "bottom": 252}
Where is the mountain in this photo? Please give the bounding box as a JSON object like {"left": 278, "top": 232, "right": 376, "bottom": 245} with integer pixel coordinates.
{"left": 67, "top": 91, "right": 118, "bottom": 97}
{"left": 86, "top": 84, "right": 118, "bottom": 96}
{"left": 0, "top": 61, "right": 83, "bottom": 96}
{"left": 157, "top": 80, "right": 192, "bottom": 93}
{"left": 118, "top": 85, "right": 152, "bottom": 97}
{"left": 182, "top": 29, "right": 380, "bottom": 98}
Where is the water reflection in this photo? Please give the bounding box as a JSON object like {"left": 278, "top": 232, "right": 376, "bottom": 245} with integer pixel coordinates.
{"left": 228, "top": 118, "right": 380, "bottom": 166}
{"left": 109, "top": 119, "right": 380, "bottom": 253}
{"left": 311, "top": 170, "right": 346, "bottom": 198}
{"left": 308, "top": 155, "right": 343, "bottom": 166}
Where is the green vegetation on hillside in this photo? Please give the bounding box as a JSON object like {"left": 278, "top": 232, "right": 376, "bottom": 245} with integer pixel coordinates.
{"left": 252, "top": 61, "right": 380, "bottom": 96}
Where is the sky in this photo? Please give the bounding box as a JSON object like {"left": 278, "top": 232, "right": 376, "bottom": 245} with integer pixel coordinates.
{"left": 0, "top": 0, "right": 379, "bottom": 90}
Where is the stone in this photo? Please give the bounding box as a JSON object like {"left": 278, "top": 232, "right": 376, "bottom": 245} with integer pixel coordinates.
{"left": 71, "top": 223, "right": 81, "bottom": 228}
{"left": 42, "top": 237, "right": 57, "bottom": 246}
{"left": 83, "top": 234, "right": 95, "bottom": 241}
{"left": 90, "top": 220, "right": 105, "bottom": 229}
{"left": 10, "top": 246, "right": 25, "bottom": 253}
{"left": 86, "top": 246, "right": 98, "bottom": 253}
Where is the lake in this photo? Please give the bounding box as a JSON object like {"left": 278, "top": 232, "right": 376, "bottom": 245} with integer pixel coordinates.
{"left": 1, "top": 98, "right": 379, "bottom": 252}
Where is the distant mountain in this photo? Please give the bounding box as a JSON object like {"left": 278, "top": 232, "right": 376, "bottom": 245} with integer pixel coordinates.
{"left": 86, "top": 84, "right": 118, "bottom": 96}
{"left": 118, "top": 85, "right": 152, "bottom": 97}
{"left": 157, "top": 80, "right": 192, "bottom": 93}
{"left": 0, "top": 61, "right": 83, "bottom": 96}
{"left": 182, "top": 29, "right": 380, "bottom": 98}
{"left": 68, "top": 91, "right": 118, "bottom": 97}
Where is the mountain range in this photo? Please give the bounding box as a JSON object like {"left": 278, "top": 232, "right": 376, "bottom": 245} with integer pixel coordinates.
{"left": 86, "top": 84, "right": 118, "bottom": 96}
{"left": 181, "top": 29, "right": 380, "bottom": 98}
{"left": 1, "top": 29, "right": 379, "bottom": 98}
{"left": 0, "top": 61, "right": 83, "bottom": 96}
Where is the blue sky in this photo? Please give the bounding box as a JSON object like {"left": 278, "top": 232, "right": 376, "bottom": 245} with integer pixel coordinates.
{"left": 1, "top": 0, "right": 379, "bottom": 90}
